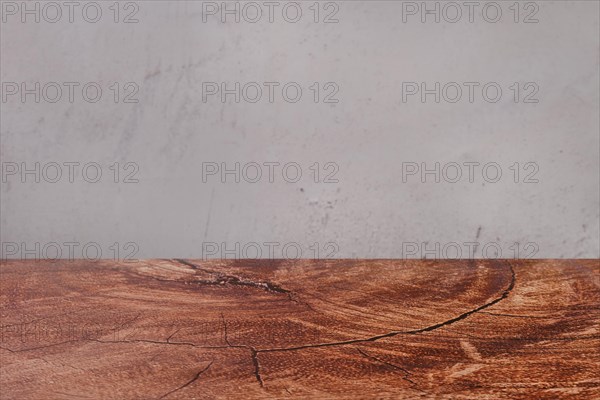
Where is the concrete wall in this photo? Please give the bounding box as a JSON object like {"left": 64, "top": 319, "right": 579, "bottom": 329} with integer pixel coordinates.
{"left": 1, "top": 1, "right": 598, "bottom": 259}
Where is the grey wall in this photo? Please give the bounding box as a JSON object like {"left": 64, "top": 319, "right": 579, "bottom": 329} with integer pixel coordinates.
{"left": 1, "top": 1, "right": 599, "bottom": 260}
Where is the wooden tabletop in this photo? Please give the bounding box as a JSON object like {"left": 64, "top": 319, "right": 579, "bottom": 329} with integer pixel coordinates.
{"left": 1, "top": 259, "right": 598, "bottom": 399}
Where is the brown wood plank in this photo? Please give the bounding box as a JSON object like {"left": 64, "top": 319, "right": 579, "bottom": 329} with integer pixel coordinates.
{"left": 1, "top": 259, "right": 598, "bottom": 399}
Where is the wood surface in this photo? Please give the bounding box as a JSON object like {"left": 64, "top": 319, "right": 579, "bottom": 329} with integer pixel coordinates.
{"left": 0, "top": 259, "right": 598, "bottom": 399}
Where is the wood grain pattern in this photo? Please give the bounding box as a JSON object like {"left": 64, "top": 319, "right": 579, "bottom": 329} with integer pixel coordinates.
{"left": 1, "top": 259, "right": 598, "bottom": 399}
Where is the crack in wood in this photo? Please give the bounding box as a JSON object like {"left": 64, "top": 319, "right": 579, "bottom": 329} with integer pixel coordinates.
{"left": 173, "top": 259, "right": 291, "bottom": 294}
{"left": 408, "top": 260, "right": 516, "bottom": 334}
{"left": 258, "top": 261, "right": 517, "bottom": 352}
{"left": 173, "top": 259, "right": 314, "bottom": 310}
{"left": 250, "top": 348, "right": 264, "bottom": 387}
{"left": 159, "top": 360, "right": 213, "bottom": 399}
{"left": 166, "top": 327, "right": 183, "bottom": 343}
